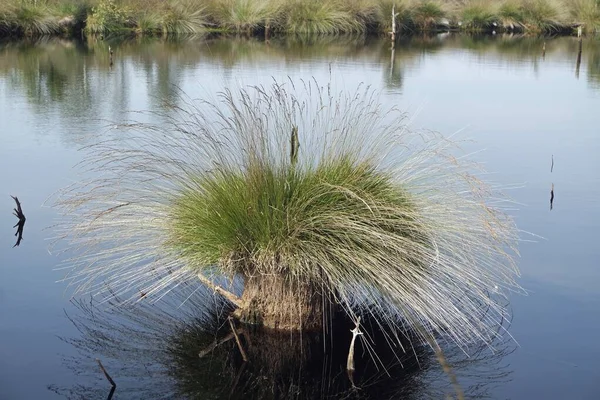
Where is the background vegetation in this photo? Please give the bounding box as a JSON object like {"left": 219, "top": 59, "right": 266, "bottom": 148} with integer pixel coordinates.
{"left": 1, "top": 0, "right": 599, "bottom": 37}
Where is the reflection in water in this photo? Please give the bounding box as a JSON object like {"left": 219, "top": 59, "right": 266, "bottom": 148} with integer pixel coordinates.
{"left": 48, "top": 284, "right": 515, "bottom": 399}
{"left": 576, "top": 39, "right": 583, "bottom": 80}
{"left": 551, "top": 183, "right": 555, "bottom": 211}
{"left": 1, "top": 34, "right": 600, "bottom": 145}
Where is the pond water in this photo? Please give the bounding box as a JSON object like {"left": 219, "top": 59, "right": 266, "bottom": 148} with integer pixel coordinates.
{"left": 1, "top": 34, "right": 600, "bottom": 399}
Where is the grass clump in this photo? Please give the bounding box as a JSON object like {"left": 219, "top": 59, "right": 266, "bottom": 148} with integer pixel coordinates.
{"left": 208, "top": 0, "right": 280, "bottom": 33}
{"left": 282, "top": 0, "right": 364, "bottom": 34}
{"left": 568, "top": 0, "right": 600, "bottom": 33}
{"left": 377, "top": 0, "right": 414, "bottom": 33}
{"left": 411, "top": 0, "right": 446, "bottom": 31}
{"left": 520, "top": 0, "right": 567, "bottom": 32}
{"left": 461, "top": 0, "right": 498, "bottom": 31}
{"left": 53, "top": 79, "right": 522, "bottom": 354}
{"left": 85, "top": 0, "right": 131, "bottom": 34}
{"left": 159, "top": 0, "right": 207, "bottom": 35}
{"left": 498, "top": 0, "right": 526, "bottom": 31}
{"left": 0, "top": 2, "right": 63, "bottom": 36}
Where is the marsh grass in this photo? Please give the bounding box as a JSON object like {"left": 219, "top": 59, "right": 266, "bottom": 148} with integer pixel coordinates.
{"left": 461, "top": 0, "right": 498, "bottom": 31}
{"left": 377, "top": 0, "right": 414, "bottom": 33}
{"left": 282, "top": 0, "right": 364, "bottom": 34}
{"left": 207, "top": 0, "right": 280, "bottom": 33}
{"left": 569, "top": 0, "right": 600, "bottom": 33}
{"left": 1, "top": 0, "right": 597, "bottom": 36}
{"left": 52, "top": 79, "right": 522, "bottom": 355}
{"left": 498, "top": 0, "right": 526, "bottom": 31}
{"left": 0, "top": 3, "right": 62, "bottom": 36}
{"left": 412, "top": 0, "right": 446, "bottom": 31}
{"left": 520, "top": 0, "right": 567, "bottom": 32}
{"left": 160, "top": 0, "right": 207, "bottom": 35}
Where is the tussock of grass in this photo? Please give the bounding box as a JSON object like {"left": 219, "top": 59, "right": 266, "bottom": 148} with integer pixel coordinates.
{"left": 208, "top": 0, "right": 280, "bottom": 33}
{"left": 377, "top": 0, "right": 413, "bottom": 33}
{"left": 461, "top": 1, "right": 498, "bottom": 31}
{"left": 135, "top": 12, "right": 161, "bottom": 35}
{"left": 520, "top": 0, "right": 567, "bottom": 32}
{"left": 412, "top": 0, "right": 446, "bottom": 31}
{"left": 569, "top": 0, "right": 600, "bottom": 33}
{"left": 499, "top": 0, "right": 526, "bottom": 31}
{"left": 282, "top": 0, "right": 364, "bottom": 34}
{"left": 52, "top": 79, "right": 522, "bottom": 353}
{"left": 0, "top": 3, "right": 62, "bottom": 36}
{"left": 160, "top": 0, "right": 207, "bottom": 35}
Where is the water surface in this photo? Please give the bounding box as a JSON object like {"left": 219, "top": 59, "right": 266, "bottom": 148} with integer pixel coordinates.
{"left": 1, "top": 34, "right": 600, "bottom": 399}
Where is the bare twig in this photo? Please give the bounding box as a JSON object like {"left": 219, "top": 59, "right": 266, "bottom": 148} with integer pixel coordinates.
{"left": 228, "top": 317, "right": 248, "bottom": 362}
{"left": 198, "top": 331, "right": 237, "bottom": 358}
{"left": 96, "top": 358, "right": 116, "bottom": 388}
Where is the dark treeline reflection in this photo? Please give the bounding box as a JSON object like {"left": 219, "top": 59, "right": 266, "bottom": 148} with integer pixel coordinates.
{"left": 47, "top": 281, "right": 514, "bottom": 400}
{"left": 1, "top": 35, "right": 599, "bottom": 143}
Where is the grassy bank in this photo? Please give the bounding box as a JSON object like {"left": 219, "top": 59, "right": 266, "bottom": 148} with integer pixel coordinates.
{"left": 1, "top": 0, "right": 599, "bottom": 37}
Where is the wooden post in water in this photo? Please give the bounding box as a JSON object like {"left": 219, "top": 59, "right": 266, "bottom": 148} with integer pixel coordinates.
{"left": 265, "top": 19, "right": 271, "bottom": 41}
{"left": 390, "top": 3, "right": 399, "bottom": 46}
{"left": 290, "top": 126, "right": 299, "bottom": 166}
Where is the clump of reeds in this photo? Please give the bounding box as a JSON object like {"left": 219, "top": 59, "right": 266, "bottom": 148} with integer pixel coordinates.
{"left": 207, "top": 0, "right": 280, "bottom": 34}
{"left": 281, "top": 0, "right": 364, "bottom": 34}
{"left": 159, "top": 0, "right": 207, "bottom": 35}
{"left": 52, "top": 79, "right": 522, "bottom": 352}
{"left": 0, "top": 1, "right": 63, "bottom": 36}
{"left": 411, "top": 0, "right": 446, "bottom": 31}
{"left": 498, "top": 0, "right": 526, "bottom": 31}
{"left": 568, "top": 0, "right": 600, "bottom": 33}
{"left": 460, "top": 0, "right": 498, "bottom": 31}
{"left": 520, "top": 0, "right": 567, "bottom": 32}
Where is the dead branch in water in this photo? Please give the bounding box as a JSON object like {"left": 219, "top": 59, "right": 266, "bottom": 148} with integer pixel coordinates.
{"left": 229, "top": 317, "right": 248, "bottom": 362}
{"left": 11, "top": 195, "right": 26, "bottom": 247}
{"left": 197, "top": 273, "right": 242, "bottom": 308}
{"left": 198, "top": 330, "right": 244, "bottom": 358}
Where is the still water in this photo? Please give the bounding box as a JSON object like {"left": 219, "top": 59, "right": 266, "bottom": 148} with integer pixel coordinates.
{"left": 1, "top": 34, "right": 599, "bottom": 399}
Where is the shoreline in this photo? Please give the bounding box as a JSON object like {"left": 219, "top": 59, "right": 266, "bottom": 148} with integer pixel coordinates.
{"left": 1, "top": 0, "right": 598, "bottom": 39}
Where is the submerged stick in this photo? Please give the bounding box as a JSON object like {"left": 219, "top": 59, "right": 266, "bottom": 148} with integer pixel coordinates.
{"left": 11, "top": 195, "right": 26, "bottom": 247}
{"left": 229, "top": 317, "right": 248, "bottom": 362}
{"left": 96, "top": 358, "right": 116, "bottom": 388}
{"left": 198, "top": 331, "right": 243, "bottom": 358}
{"left": 197, "top": 273, "right": 242, "bottom": 308}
